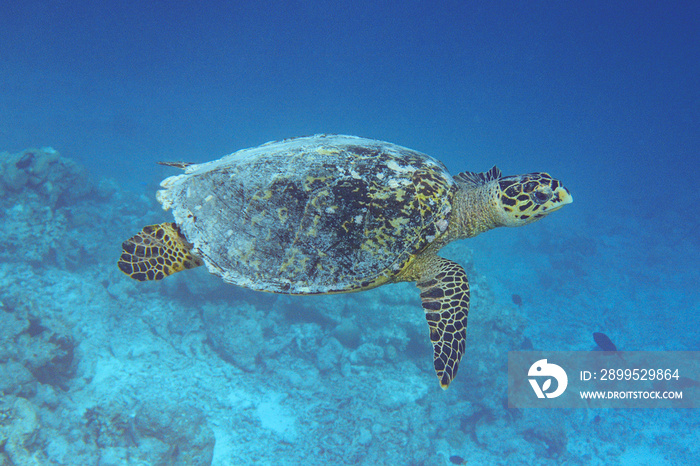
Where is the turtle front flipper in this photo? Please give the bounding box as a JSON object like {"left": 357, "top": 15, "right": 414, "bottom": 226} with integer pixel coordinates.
{"left": 117, "top": 223, "right": 203, "bottom": 281}
{"left": 416, "top": 257, "right": 470, "bottom": 389}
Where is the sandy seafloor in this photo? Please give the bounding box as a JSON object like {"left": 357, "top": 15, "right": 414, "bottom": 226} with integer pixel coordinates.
{"left": 0, "top": 146, "right": 698, "bottom": 466}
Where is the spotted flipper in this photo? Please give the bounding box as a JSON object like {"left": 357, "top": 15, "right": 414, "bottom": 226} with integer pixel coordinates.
{"left": 416, "top": 257, "right": 470, "bottom": 389}
{"left": 117, "top": 223, "right": 203, "bottom": 281}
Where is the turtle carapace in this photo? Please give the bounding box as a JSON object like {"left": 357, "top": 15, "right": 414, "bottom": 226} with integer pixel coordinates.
{"left": 118, "top": 134, "right": 573, "bottom": 388}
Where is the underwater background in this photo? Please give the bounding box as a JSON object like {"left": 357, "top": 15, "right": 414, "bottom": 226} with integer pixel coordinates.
{"left": 1, "top": 1, "right": 698, "bottom": 464}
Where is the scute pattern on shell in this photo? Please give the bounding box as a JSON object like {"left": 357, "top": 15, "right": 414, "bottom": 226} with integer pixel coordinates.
{"left": 157, "top": 135, "right": 457, "bottom": 294}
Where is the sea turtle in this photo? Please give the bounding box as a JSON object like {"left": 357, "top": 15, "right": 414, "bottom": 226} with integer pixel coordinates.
{"left": 118, "top": 135, "right": 572, "bottom": 388}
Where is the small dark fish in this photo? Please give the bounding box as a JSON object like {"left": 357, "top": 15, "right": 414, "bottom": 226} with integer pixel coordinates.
{"left": 593, "top": 332, "right": 617, "bottom": 352}
{"left": 511, "top": 294, "right": 523, "bottom": 306}
{"left": 449, "top": 455, "right": 466, "bottom": 465}
{"left": 15, "top": 152, "right": 35, "bottom": 169}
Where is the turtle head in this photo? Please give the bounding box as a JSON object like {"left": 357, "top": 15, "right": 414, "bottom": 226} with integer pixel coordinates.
{"left": 495, "top": 172, "right": 572, "bottom": 227}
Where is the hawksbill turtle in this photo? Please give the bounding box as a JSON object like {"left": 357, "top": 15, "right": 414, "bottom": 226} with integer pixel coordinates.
{"left": 118, "top": 135, "right": 572, "bottom": 388}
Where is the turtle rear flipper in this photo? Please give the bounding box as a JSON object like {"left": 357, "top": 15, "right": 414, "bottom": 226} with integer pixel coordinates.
{"left": 118, "top": 223, "right": 203, "bottom": 281}
{"left": 417, "top": 257, "right": 470, "bottom": 389}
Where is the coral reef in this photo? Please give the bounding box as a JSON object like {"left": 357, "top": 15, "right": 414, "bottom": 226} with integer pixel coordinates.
{"left": 0, "top": 396, "right": 46, "bottom": 465}
{"left": 0, "top": 147, "right": 91, "bottom": 208}
{"left": 0, "top": 147, "right": 697, "bottom": 464}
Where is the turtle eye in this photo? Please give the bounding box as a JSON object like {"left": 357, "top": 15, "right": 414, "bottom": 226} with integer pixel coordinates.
{"left": 532, "top": 190, "right": 551, "bottom": 204}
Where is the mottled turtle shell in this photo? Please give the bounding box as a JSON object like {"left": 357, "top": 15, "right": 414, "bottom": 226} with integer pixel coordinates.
{"left": 157, "top": 135, "right": 457, "bottom": 294}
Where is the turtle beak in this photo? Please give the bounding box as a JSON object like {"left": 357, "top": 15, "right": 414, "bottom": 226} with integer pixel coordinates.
{"left": 557, "top": 187, "right": 573, "bottom": 204}
{"left": 548, "top": 187, "right": 573, "bottom": 212}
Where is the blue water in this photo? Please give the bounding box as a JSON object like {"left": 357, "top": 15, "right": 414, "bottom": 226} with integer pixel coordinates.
{"left": 1, "top": 1, "right": 698, "bottom": 464}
